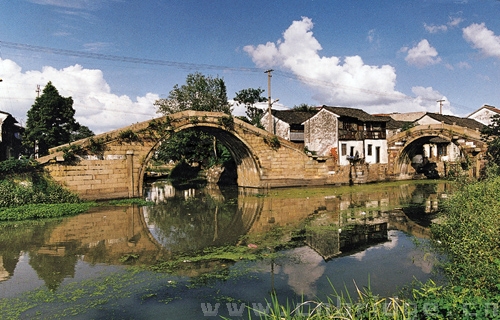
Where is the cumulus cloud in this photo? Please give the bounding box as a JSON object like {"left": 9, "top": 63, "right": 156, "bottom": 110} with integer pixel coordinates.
{"left": 243, "top": 17, "right": 443, "bottom": 114}
{"left": 404, "top": 39, "right": 441, "bottom": 67}
{"left": 244, "top": 17, "right": 406, "bottom": 108}
{"left": 463, "top": 23, "right": 500, "bottom": 59}
{"left": 0, "top": 58, "right": 158, "bottom": 133}
{"left": 412, "top": 86, "right": 450, "bottom": 113}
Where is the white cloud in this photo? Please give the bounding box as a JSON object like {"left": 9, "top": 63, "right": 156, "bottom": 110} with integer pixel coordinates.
{"left": 244, "top": 17, "right": 406, "bottom": 108}
{"left": 243, "top": 17, "right": 446, "bottom": 114}
{"left": 463, "top": 23, "right": 500, "bottom": 59}
{"left": 424, "top": 16, "right": 463, "bottom": 34}
{"left": 27, "top": 0, "right": 105, "bottom": 10}
{"left": 0, "top": 58, "right": 158, "bottom": 133}
{"left": 448, "top": 17, "right": 463, "bottom": 28}
{"left": 424, "top": 23, "right": 447, "bottom": 34}
{"left": 412, "top": 86, "right": 450, "bottom": 113}
{"left": 405, "top": 39, "right": 441, "bottom": 67}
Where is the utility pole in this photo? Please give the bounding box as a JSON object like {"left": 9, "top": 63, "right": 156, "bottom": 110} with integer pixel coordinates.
{"left": 36, "top": 85, "right": 41, "bottom": 98}
{"left": 265, "top": 69, "right": 274, "bottom": 134}
{"left": 437, "top": 99, "right": 445, "bottom": 115}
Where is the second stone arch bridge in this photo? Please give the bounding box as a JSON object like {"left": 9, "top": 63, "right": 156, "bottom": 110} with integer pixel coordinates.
{"left": 38, "top": 111, "right": 487, "bottom": 200}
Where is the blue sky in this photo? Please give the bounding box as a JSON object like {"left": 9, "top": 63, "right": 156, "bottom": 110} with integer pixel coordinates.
{"left": 1, "top": 0, "right": 499, "bottom": 133}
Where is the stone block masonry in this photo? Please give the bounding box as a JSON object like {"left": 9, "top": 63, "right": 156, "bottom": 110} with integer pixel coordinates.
{"left": 37, "top": 111, "right": 488, "bottom": 200}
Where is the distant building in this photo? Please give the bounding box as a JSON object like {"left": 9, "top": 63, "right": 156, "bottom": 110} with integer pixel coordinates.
{"left": 386, "top": 111, "right": 426, "bottom": 122}
{"left": 467, "top": 104, "right": 500, "bottom": 126}
{"left": 0, "top": 111, "right": 24, "bottom": 160}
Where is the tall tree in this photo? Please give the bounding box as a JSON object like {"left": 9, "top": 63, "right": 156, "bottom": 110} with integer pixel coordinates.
{"left": 24, "top": 82, "right": 80, "bottom": 156}
{"left": 292, "top": 103, "right": 317, "bottom": 112}
{"left": 234, "top": 88, "right": 267, "bottom": 128}
{"left": 154, "top": 73, "right": 232, "bottom": 170}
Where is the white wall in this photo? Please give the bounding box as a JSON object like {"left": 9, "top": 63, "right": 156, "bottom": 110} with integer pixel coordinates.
{"left": 338, "top": 140, "right": 364, "bottom": 166}
{"left": 468, "top": 108, "right": 498, "bottom": 126}
{"left": 364, "top": 139, "right": 388, "bottom": 164}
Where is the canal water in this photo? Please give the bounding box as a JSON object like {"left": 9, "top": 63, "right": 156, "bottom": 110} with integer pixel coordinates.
{"left": 0, "top": 181, "right": 449, "bottom": 319}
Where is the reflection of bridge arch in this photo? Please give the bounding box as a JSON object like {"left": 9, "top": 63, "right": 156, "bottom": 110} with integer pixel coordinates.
{"left": 387, "top": 124, "right": 487, "bottom": 178}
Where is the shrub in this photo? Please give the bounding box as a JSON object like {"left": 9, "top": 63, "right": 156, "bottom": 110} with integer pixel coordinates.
{"left": 431, "top": 175, "right": 500, "bottom": 293}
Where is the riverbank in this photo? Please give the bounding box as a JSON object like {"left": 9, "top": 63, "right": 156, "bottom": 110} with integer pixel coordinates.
{"left": 256, "top": 174, "right": 500, "bottom": 319}
{"left": 0, "top": 159, "right": 156, "bottom": 221}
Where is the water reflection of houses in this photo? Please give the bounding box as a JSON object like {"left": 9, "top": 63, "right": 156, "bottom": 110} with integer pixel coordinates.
{"left": 303, "top": 184, "right": 447, "bottom": 258}
{"left": 305, "top": 195, "right": 389, "bottom": 260}
{"left": 145, "top": 182, "right": 198, "bottom": 202}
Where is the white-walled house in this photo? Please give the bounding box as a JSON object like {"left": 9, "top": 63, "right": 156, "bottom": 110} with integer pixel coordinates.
{"left": 303, "top": 106, "right": 389, "bottom": 166}
{"left": 467, "top": 104, "right": 500, "bottom": 126}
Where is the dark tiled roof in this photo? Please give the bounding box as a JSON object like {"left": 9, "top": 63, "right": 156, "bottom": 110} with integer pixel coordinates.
{"left": 373, "top": 115, "right": 410, "bottom": 129}
{"left": 420, "top": 113, "right": 484, "bottom": 130}
{"left": 322, "top": 105, "right": 389, "bottom": 122}
{"left": 271, "top": 109, "right": 318, "bottom": 125}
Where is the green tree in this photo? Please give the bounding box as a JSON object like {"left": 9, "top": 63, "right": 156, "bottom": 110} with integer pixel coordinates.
{"left": 234, "top": 87, "right": 267, "bottom": 128}
{"left": 24, "top": 82, "right": 80, "bottom": 156}
{"left": 154, "top": 73, "right": 232, "bottom": 172}
{"left": 71, "top": 125, "right": 94, "bottom": 141}
{"left": 155, "top": 72, "right": 231, "bottom": 115}
{"left": 481, "top": 114, "right": 500, "bottom": 170}
{"left": 292, "top": 103, "right": 317, "bottom": 112}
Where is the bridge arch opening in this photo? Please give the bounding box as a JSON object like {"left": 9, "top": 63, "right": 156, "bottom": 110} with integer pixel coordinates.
{"left": 397, "top": 135, "right": 467, "bottom": 178}
{"left": 138, "top": 123, "right": 262, "bottom": 193}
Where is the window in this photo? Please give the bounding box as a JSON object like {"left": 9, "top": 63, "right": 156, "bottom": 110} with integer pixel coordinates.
{"left": 350, "top": 146, "right": 355, "bottom": 157}
{"left": 367, "top": 144, "right": 372, "bottom": 156}
{"left": 341, "top": 143, "right": 347, "bottom": 156}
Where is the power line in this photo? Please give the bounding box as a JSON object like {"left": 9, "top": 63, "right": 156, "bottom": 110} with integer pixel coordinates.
{"left": 0, "top": 40, "right": 263, "bottom": 74}
{"left": 0, "top": 40, "right": 469, "bottom": 110}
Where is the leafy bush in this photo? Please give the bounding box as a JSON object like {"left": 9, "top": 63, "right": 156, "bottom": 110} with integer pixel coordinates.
{"left": 0, "top": 158, "right": 39, "bottom": 178}
{"left": 0, "top": 175, "right": 80, "bottom": 208}
{"left": 0, "top": 159, "right": 82, "bottom": 216}
{"left": 431, "top": 176, "right": 500, "bottom": 294}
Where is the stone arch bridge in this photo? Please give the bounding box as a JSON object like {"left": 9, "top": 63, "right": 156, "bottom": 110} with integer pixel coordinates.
{"left": 386, "top": 122, "right": 487, "bottom": 179}
{"left": 38, "top": 111, "right": 488, "bottom": 200}
{"left": 38, "top": 111, "right": 331, "bottom": 200}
